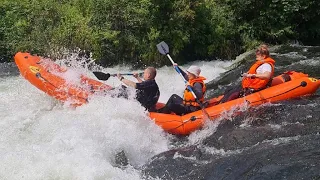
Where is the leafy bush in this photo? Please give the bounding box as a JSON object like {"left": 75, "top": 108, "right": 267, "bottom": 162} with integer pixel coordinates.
{"left": 1, "top": 0, "right": 319, "bottom": 65}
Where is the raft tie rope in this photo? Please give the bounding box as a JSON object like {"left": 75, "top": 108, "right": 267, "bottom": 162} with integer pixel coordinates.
{"left": 249, "top": 81, "right": 307, "bottom": 104}
{"left": 257, "top": 91, "right": 268, "bottom": 103}
{"left": 35, "top": 72, "right": 89, "bottom": 102}
{"left": 166, "top": 116, "right": 202, "bottom": 132}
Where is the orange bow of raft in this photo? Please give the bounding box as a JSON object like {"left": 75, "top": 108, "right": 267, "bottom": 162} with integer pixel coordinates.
{"left": 14, "top": 52, "right": 113, "bottom": 106}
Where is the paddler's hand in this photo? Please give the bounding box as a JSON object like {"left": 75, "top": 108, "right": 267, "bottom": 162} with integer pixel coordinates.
{"left": 185, "top": 82, "right": 191, "bottom": 90}
{"left": 242, "top": 73, "right": 256, "bottom": 79}
{"left": 173, "top": 63, "right": 178, "bottom": 67}
{"left": 242, "top": 73, "right": 249, "bottom": 77}
{"left": 117, "top": 73, "right": 124, "bottom": 81}
{"left": 133, "top": 72, "right": 139, "bottom": 78}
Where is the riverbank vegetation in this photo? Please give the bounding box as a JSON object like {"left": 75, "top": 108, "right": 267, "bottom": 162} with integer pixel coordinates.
{"left": 1, "top": 0, "right": 319, "bottom": 66}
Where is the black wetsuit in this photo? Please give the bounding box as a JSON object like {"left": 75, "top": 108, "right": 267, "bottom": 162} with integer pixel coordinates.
{"left": 136, "top": 79, "right": 160, "bottom": 112}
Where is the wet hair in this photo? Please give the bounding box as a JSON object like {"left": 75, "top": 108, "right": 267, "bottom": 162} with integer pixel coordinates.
{"left": 256, "top": 44, "right": 270, "bottom": 57}
{"left": 259, "top": 44, "right": 269, "bottom": 50}
{"left": 146, "top": 67, "right": 157, "bottom": 79}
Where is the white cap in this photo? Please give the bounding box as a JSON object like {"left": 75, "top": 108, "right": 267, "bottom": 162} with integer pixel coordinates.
{"left": 186, "top": 65, "right": 201, "bottom": 77}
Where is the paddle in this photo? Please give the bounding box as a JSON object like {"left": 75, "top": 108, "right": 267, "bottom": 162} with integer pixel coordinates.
{"left": 93, "top": 71, "right": 143, "bottom": 81}
{"left": 156, "top": 41, "right": 212, "bottom": 120}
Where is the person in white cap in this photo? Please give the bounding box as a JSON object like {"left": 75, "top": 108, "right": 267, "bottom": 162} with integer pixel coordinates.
{"left": 157, "top": 64, "right": 207, "bottom": 115}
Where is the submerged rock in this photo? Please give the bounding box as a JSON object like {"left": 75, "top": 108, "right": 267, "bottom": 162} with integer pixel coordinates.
{"left": 114, "top": 150, "right": 129, "bottom": 168}
{"left": 143, "top": 44, "right": 320, "bottom": 179}
{"left": 143, "top": 135, "right": 320, "bottom": 180}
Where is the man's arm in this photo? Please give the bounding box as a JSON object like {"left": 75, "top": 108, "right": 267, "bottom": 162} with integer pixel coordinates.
{"left": 133, "top": 72, "right": 143, "bottom": 83}
{"left": 121, "top": 78, "right": 137, "bottom": 88}
{"left": 117, "top": 74, "right": 137, "bottom": 88}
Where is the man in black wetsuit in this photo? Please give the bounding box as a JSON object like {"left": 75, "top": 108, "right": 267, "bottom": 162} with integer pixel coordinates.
{"left": 117, "top": 67, "right": 160, "bottom": 112}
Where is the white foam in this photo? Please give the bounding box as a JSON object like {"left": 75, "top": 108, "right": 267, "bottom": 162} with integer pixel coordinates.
{"left": 0, "top": 57, "right": 233, "bottom": 179}
{"left": 0, "top": 77, "right": 167, "bottom": 179}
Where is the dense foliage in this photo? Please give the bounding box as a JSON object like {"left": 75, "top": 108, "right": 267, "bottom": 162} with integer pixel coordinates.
{"left": 1, "top": 0, "right": 319, "bottom": 66}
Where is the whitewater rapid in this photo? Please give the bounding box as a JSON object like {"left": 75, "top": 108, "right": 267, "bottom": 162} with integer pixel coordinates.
{"left": 0, "top": 59, "right": 233, "bottom": 179}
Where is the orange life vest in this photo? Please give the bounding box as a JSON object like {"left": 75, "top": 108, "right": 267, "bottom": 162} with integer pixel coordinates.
{"left": 183, "top": 76, "right": 206, "bottom": 107}
{"left": 242, "top": 57, "right": 275, "bottom": 90}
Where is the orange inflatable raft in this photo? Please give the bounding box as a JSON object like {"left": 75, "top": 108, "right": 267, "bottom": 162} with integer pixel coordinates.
{"left": 15, "top": 52, "right": 320, "bottom": 135}
{"left": 14, "top": 52, "right": 113, "bottom": 106}
{"left": 150, "top": 72, "right": 320, "bottom": 135}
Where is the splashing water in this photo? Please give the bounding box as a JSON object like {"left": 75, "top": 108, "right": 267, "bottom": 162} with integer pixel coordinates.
{"left": 0, "top": 53, "right": 233, "bottom": 179}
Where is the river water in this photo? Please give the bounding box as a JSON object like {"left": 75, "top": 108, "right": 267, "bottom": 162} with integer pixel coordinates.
{"left": 0, "top": 45, "right": 319, "bottom": 179}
